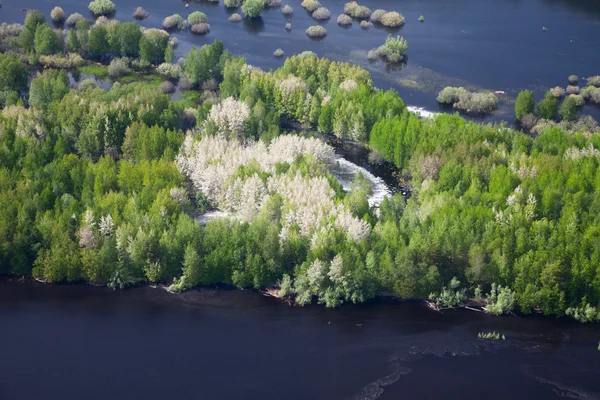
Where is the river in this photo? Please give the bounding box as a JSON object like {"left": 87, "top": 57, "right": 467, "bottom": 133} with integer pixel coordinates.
{"left": 3, "top": 0, "right": 600, "bottom": 122}
{"left": 1, "top": 280, "right": 599, "bottom": 399}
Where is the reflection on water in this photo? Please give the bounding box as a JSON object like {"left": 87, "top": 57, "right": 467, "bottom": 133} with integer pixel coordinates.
{"left": 1, "top": 280, "right": 599, "bottom": 400}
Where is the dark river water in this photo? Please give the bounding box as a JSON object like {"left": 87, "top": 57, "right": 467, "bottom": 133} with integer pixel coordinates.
{"left": 1, "top": 280, "right": 599, "bottom": 400}
{"left": 3, "top": 0, "right": 600, "bottom": 120}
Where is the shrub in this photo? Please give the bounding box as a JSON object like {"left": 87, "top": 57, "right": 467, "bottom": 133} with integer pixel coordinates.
{"left": 282, "top": 5, "right": 293, "bottom": 15}
{"left": 568, "top": 74, "right": 578, "bottom": 84}
{"left": 560, "top": 96, "right": 578, "bottom": 122}
{"left": 242, "top": 0, "right": 265, "bottom": 18}
{"left": 370, "top": 9, "right": 386, "bottom": 23}
{"left": 586, "top": 76, "right": 600, "bottom": 87}
{"left": 229, "top": 13, "right": 242, "bottom": 22}
{"left": 162, "top": 14, "right": 185, "bottom": 29}
{"left": 381, "top": 11, "right": 405, "bottom": 27}
{"left": 344, "top": 1, "right": 358, "bottom": 14}
{"left": 201, "top": 78, "right": 218, "bottom": 91}
{"left": 377, "top": 35, "right": 408, "bottom": 63}
{"left": 274, "top": 48, "right": 284, "bottom": 57}
{"left": 266, "top": 0, "right": 282, "bottom": 7}
{"left": 456, "top": 92, "right": 498, "bottom": 114}
{"left": 191, "top": 23, "right": 211, "bottom": 34}
{"left": 131, "top": 58, "right": 151, "bottom": 70}
{"left": 360, "top": 20, "right": 372, "bottom": 28}
{"left": 537, "top": 93, "right": 558, "bottom": 120}
{"left": 515, "top": 89, "right": 535, "bottom": 121}
{"left": 224, "top": 0, "right": 241, "bottom": 7}
{"left": 520, "top": 113, "right": 538, "bottom": 130}
{"left": 133, "top": 7, "right": 148, "bottom": 20}
{"left": 581, "top": 86, "right": 600, "bottom": 103}
{"left": 569, "top": 94, "right": 584, "bottom": 107}
{"left": 188, "top": 11, "right": 208, "bottom": 25}
{"left": 50, "top": 7, "right": 65, "bottom": 23}
{"left": 418, "top": 15, "right": 425, "bottom": 22}
{"left": 88, "top": 0, "right": 116, "bottom": 16}
{"left": 549, "top": 86, "right": 565, "bottom": 98}
{"left": 157, "top": 62, "right": 182, "bottom": 79}
{"left": 437, "top": 86, "right": 462, "bottom": 104}
{"left": 38, "top": 53, "right": 85, "bottom": 69}
{"left": 437, "top": 87, "right": 498, "bottom": 114}
{"left": 306, "top": 25, "right": 327, "bottom": 38}
{"left": 108, "top": 58, "right": 129, "bottom": 78}
{"left": 337, "top": 14, "right": 352, "bottom": 26}
{"left": 285, "top": 23, "right": 291, "bottom": 31}
{"left": 170, "top": 37, "right": 179, "bottom": 49}
{"left": 159, "top": 81, "right": 175, "bottom": 93}
{"left": 312, "top": 7, "right": 330, "bottom": 20}
{"left": 301, "top": 0, "right": 321, "bottom": 13}
{"left": 566, "top": 85, "right": 579, "bottom": 95}
{"left": 94, "top": 16, "right": 110, "bottom": 25}
{"left": 486, "top": 284, "right": 516, "bottom": 315}
{"left": 351, "top": 6, "right": 371, "bottom": 19}
{"left": 66, "top": 13, "right": 85, "bottom": 27}
{"left": 367, "top": 48, "right": 379, "bottom": 60}
{"left": 179, "top": 77, "right": 192, "bottom": 90}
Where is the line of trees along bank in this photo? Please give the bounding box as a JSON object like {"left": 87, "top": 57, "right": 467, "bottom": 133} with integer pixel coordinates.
{"left": 1, "top": 10, "right": 600, "bottom": 321}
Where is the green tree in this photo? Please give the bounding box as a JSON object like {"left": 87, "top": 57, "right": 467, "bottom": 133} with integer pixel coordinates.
{"left": 33, "top": 24, "right": 62, "bottom": 55}
{"left": 67, "top": 29, "right": 81, "bottom": 53}
{"left": 515, "top": 90, "right": 535, "bottom": 121}
{"left": 537, "top": 93, "right": 558, "bottom": 120}
{"left": 29, "top": 69, "right": 70, "bottom": 110}
{"left": 0, "top": 53, "right": 29, "bottom": 93}
{"left": 183, "top": 40, "right": 225, "bottom": 86}
{"left": 87, "top": 25, "right": 110, "bottom": 61}
{"left": 118, "top": 22, "right": 142, "bottom": 58}
{"left": 242, "top": 0, "right": 265, "bottom": 18}
{"left": 139, "top": 29, "right": 169, "bottom": 65}
{"left": 20, "top": 10, "right": 46, "bottom": 53}
{"left": 559, "top": 96, "right": 577, "bottom": 122}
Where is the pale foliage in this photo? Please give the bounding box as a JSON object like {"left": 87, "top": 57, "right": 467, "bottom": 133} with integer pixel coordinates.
{"left": 207, "top": 97, "right": 251, "bottom": 139}
{"left": 178, "top": 134, "right": 366, "bottom": 243}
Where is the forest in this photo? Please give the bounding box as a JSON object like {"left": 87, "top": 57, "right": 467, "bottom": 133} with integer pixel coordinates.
{"left": 1, "top": 9, "right": 600, "bottom": 322}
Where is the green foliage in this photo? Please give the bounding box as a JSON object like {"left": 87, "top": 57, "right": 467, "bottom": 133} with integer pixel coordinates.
{"left": 20, "top": 10, "right": 45, "bottom": 53}
{"left": 538, "top": 93, "right": 558, "bottom": 120}
{"left": 486, "top": 283, "right": 516, "bottom": 315}
{"left": 34, "top": 24, "right": 62, "bottom": 56}
{"left": 183, "top": 39, "right": 225, "bottom": 86}
{"left": 29, "top": 69, "right": 69, "bottom": 110}
{"left": 242, "top": 0, "right": 265, "bottom": 17}
{"left": 477, "top": 331, "right": 504, "bottom": 340}
{"left": 0, "top": 52, "right": 28, "bottom": 93}
{"left": 139, "top": 29, "right": 169, "bottom": 65}
{"left": 377, "top": 35, "right": 408, "bottom": 63}
{"left": 88, "top": 0, "right": 116, "bottom": 16}
{"left": 429, "top": 277, "right": 467, "bottom": 307}
{"left": 559, "top": 96, "right": 578, "bottom": 122}
{"left": 188, "top": 11, "right": 208, "bottom": 25}
{"left": 515, "top": 90, "right": 535, "bottom": 121}
{"left": 87, "top": 25, "right": 110, "bottom": 61}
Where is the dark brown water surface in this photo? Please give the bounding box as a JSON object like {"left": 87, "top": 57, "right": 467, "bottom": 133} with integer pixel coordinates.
{"left": 1, "top": 280, "right": 599, "bottom": 399}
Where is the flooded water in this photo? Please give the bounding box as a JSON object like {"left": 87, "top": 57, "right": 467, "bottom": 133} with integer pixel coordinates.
{"left": 1, "top": 280, "right": 599, "bottom": 400}
{"left": 3, "top": 0, "right": 600, "bottom": 120}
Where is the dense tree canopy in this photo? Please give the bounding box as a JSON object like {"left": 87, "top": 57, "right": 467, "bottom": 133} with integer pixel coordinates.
{"left": 0, "top": 9, "right": 599, "bottom": 321}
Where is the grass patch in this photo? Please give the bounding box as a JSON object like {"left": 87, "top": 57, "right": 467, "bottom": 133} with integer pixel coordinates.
{"left": 79, "top": 64, "right": 109, "bottom": 78}
{"left": 177, "top": 89, "right": 203, "bottom": 108}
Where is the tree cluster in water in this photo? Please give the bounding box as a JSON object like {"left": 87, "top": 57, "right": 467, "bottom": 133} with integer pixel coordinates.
{"left": 1, "top": 10, "right": 600, "bottom": 321}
